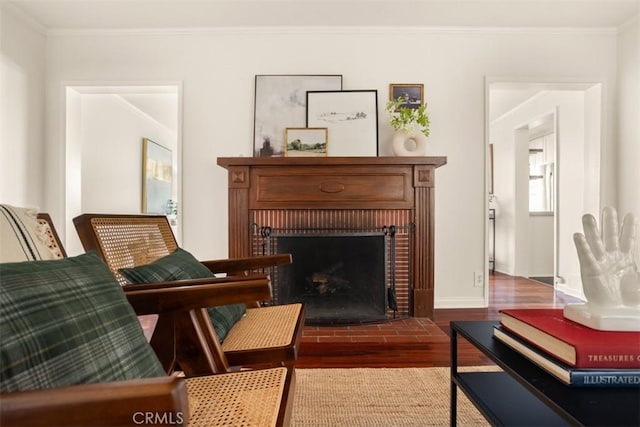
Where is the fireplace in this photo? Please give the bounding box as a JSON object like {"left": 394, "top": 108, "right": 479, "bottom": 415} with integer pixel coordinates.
{"left": 253, "top": 224, "right": 411, "bottom": 324}
{"left": 274, "top": 233, "right": 386, "bottom": 324}
{"left": 217, "top": 156, "right": 446, "bottom": 318}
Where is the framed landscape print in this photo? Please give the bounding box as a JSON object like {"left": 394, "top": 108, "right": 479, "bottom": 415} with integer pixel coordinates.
{"left": 254, "top": 74, "right": 343, "bottom": 157}
{"left": 142, "top": 138, "right": 173, "bottom": 214}
{"left": 285, "top": 127, "right": 328, "bottom": 157}
{"left": 306, "top": 90, "right": 378, "bottom": 156}
{"left": 389, "top": 83, "right": 424, "bottom": 109}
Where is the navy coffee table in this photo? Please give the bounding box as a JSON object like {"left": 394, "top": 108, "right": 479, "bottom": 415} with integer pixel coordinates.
{"left": 450, "top": 321, "right": 640, "bottom": 426}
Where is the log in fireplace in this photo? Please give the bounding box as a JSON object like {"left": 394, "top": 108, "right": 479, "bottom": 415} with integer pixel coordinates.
{"left": 217, "top": 156, "right": 446, "bottom": 318}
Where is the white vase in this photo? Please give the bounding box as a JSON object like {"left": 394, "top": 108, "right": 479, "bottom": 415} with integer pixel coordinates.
{"left": 391, "top": 130, "right": 428, "bottom": 156}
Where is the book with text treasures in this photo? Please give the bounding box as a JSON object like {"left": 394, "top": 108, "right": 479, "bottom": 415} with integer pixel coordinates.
{"left": 499, "top": 309, "right": 640, "bottom": 369}
{"left": 494, "top": 326, "right": 640, "bottom": 387}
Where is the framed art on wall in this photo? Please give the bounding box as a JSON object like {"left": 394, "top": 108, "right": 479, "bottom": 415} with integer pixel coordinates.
{"left": 389, "top": 83, "right": 424, "bottom": 109}
{"left": 142, "top": 138, "right": 173, "bottom": 214}
{"left": 285, "top": 127, "right": 328, "bottom": 157}
{"left": 253, "top": 74, "right": 343, "bottom": 157}
{"left": 306, "top": 90, "right": 378, "bottom": 156}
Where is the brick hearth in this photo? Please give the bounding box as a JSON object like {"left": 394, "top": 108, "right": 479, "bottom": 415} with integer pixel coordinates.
{"left": 301, "top": 318, "right": 446, "bottom": 344}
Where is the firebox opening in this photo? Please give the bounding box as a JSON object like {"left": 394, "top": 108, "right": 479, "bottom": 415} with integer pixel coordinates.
{"left": 275, "top": 233, "right": 387, "bottom": 325}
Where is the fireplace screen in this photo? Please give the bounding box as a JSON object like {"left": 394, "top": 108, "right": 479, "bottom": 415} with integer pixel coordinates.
{"left": 274, "top": 233, "right": 387, "bottom": 324}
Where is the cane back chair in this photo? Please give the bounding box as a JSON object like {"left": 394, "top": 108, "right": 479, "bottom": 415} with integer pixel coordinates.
{"left": 1, "top": 210, "right": 295, "bottom": 426}
{"left": 73, "top": 213, "right": 305, "bottom": 374}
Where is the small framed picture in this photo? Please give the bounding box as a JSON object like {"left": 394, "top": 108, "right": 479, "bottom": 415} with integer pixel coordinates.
{"left": 389, "top": 83, "right": 424, "bottom": 109}
{"left": 285, "top": 127, "right": 328, "bottom": 157}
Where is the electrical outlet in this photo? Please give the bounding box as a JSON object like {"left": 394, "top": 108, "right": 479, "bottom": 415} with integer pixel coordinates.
{"left": 474, "top": 271, "right": 484, "bottom": 288}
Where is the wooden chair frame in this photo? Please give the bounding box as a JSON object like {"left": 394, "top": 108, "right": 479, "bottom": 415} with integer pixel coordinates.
{"left": 73, "top": 213, "right": 305, "bottom": 375}
{"left": 1, "top": 214, "right": 295, "bottom": 426}
{"left": 1, "top": 278, "right": 295, "bottom": 426}
{"left": 36, "top": 213, "right": 67, "bottom": 258}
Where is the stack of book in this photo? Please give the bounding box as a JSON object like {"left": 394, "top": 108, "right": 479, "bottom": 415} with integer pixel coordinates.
{"left": 493, "top": 308, "right": 640, "bottom": 387}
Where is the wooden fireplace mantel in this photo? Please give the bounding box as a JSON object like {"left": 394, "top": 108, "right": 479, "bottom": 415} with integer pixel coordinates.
{"left": 217, "top": 156, "right": 447, "bottom": 318}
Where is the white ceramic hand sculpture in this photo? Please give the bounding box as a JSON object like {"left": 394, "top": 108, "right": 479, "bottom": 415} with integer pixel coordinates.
{"left": 564, "top": 206, "right": 640, "bottom": 331}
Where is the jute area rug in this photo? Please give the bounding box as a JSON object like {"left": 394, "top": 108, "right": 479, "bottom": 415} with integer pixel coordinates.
{"left": 291, "top": 367, "right": 496, "bottom": 426}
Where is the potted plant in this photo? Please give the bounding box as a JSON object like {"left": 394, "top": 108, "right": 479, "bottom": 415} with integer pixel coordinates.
{"left": 385, "top": 97, "right": 430, "bottom": 156}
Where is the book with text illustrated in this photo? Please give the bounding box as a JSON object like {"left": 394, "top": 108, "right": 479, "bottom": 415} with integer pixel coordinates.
{"left": 499, "top": 308, "right": 640, "bottom": 369}
{"left": 494, "top": 326, "right": 640, "bottom": 388}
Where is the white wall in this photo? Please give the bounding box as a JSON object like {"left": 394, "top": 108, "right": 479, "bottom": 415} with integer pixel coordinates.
{"left": 2, "top": 12, "right": 627, "bottom": 307}
{"left": 528, "top": 216, "right": 554, "bottom": 276}
{"left": 62, "top": 93, "right": 177, "bottom": 254}
{"left": 0, "top": 7, "right": 45, "bottom": 207}
{"left": 81, "top": 94, "right": 176, "bottom": 214}
{"left": 583, "top": 84, "right": 602, "bottom": 218}
{"left": 617, "top": 18, "right": 640, "bottom": 222}
{"left": 514, "top": 126, "right": 529, "bottom": 277}
{"left": 40, "top": 28, "right": 619, "bottom": 309}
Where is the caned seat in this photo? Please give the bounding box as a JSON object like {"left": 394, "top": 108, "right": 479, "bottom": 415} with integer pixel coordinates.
{"left": 186, "top": 367, "right": 293, "bottom": 426}
{"left": 73, "top": 213, "right": 305, "bottom": 373}
{"left": 0, "top": 210, "right": 295, "bottom": 426}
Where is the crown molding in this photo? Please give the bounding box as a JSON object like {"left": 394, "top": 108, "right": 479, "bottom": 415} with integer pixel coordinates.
{"left": 1, "top": 2, "right": 47, "bottom": 36}
{"left": 618, "top": 14, "right": 639, "bottom": 33}
{"left": 46, "top": 25, "right": 619, "bottom": 38}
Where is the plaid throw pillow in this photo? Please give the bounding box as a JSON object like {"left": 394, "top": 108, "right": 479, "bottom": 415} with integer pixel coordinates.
{"left": 119, "top": 248, "right": 246, "bottom": 342}
{"left": 0, "top": 253, "right": 165, "bottom": 393}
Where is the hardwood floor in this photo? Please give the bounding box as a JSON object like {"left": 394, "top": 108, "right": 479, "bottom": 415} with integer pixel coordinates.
{"left": 296, "top": 272, "right": 582, "bottom": 368}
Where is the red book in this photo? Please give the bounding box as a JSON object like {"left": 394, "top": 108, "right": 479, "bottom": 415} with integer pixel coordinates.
{"left": 499, "top": 308, "right": 640, "bottom": 368}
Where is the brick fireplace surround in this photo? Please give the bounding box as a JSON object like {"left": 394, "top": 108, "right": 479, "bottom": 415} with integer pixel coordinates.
{"left": 217, "top": 156, "right": 446, "bottom": 318}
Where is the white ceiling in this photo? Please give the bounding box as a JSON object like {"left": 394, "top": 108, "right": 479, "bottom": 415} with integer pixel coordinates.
{"left": 4, "top": 0, "right": 639, "bottom": 31}
{"left": 488, "top": 82, "right": 597, "bottom": 122}
{"left": 70, "top": 86, "right": 178, "bottom": 132}
{"left": 119, "top": 93, "right": 178, "bottom": 133}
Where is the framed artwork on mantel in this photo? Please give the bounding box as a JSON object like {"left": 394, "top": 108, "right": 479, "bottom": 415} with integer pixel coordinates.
{"left": 253, "top": 74, "right": 343, "bottom": 157}
{"left": 285, "top": 127, "right": 328, "bottom": 157}
{"left": 306, "top": 90, "right": 378, "bottom": 156}
{"left": 389, "top": 83, "right": 424, "bottom": 110}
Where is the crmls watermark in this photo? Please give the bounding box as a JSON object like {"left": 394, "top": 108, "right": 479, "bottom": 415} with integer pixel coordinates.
{"left": 132, "top": 412, "right": 185, "bottom": 425}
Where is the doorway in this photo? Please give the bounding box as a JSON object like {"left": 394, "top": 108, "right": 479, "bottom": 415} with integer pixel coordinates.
{"left": 64, "top": 84, "right": 181, "bottom": 255}
{"left": 518, "top": 110, "right": 557, "bottom": 286}
{"left": 486, "top": 80, "right": 602, "bottom": 295}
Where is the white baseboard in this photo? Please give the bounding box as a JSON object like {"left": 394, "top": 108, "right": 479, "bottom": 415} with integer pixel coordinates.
{"left": 435, "top": 297, "right": 488, "bottom": 309}
{"left": 555, "top": 283, "right": 585, "bottom": 300}
{"left": 494, "top": 263, "right": 513, "bottom": 275}
{"left": 527, "top": 272, "right": 554, "bottom": 278}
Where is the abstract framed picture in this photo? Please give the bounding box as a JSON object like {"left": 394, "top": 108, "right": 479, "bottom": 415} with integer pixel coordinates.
{"left": 285, "top": 127, "right": 328, "bottom": 157}
{"left": 142, "top": 138, "right": 173, "bottom": 214}
{"left": 389, "top": 83, "right": 424, "bottom": 109}
{"left": 306, "top": 90, "right": 378, "bottom": 156}
{"left": 254, "top": 74, "right": 343, "bottom": 157}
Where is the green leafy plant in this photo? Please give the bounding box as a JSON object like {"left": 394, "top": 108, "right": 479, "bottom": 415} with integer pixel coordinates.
{"left": 385, "top": 97, "right": 430, "bottom": 138}
{"left": 166, "top": 199, "right": 178, "bottom": 216}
